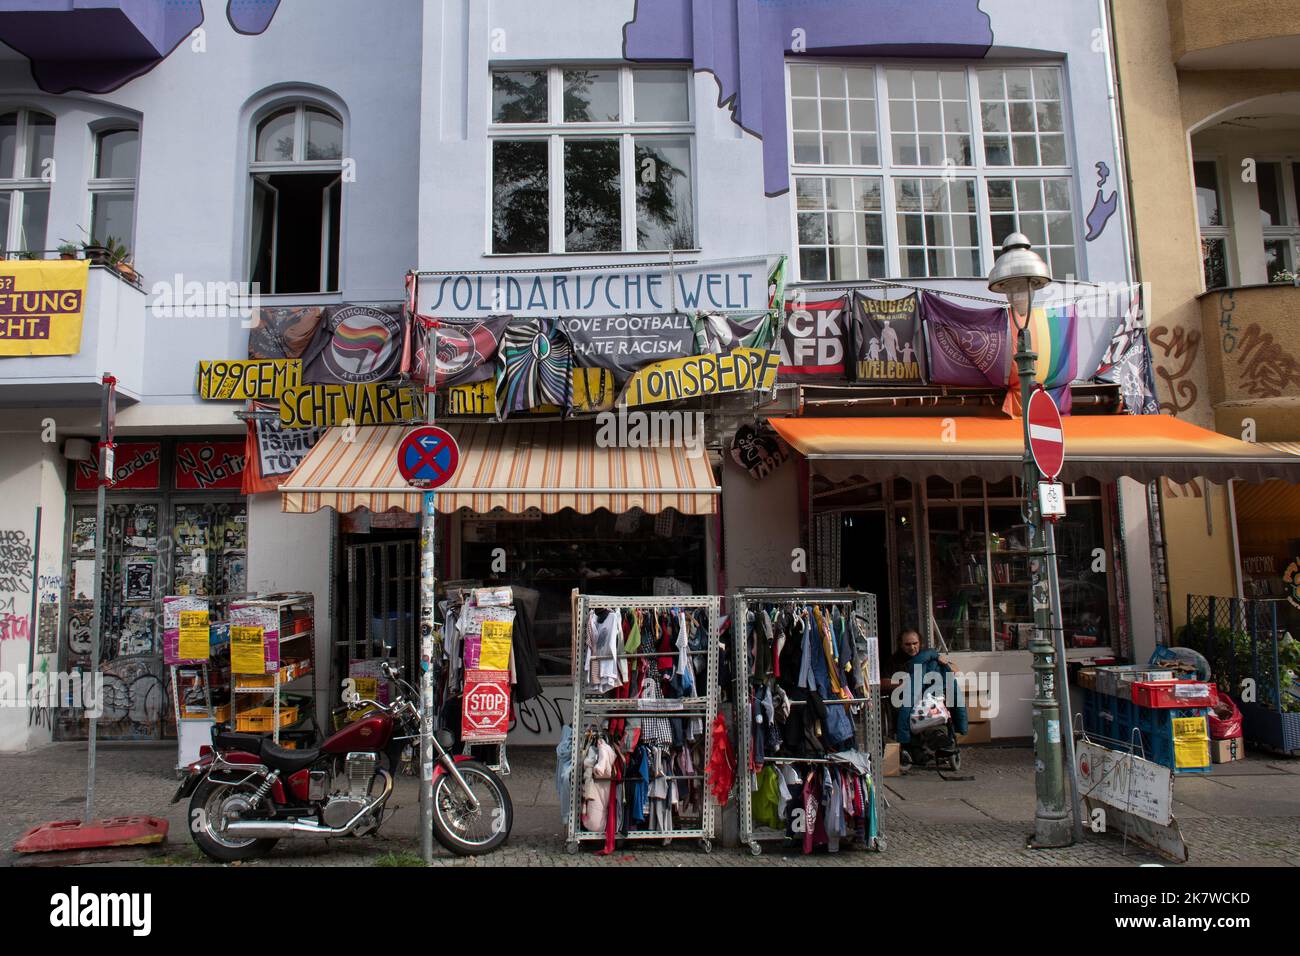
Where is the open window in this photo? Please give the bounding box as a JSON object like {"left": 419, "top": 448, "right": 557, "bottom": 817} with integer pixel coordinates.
{"left": 248, "top": 103, "right": 343, "bottom": 293}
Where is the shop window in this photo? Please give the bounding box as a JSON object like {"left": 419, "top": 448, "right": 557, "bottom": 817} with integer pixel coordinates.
{"left": 0, "top": 109, "right": 53, "bottom": 254}
{"left": 788, "top": 62, "right": 1076, "bottom": 281}
{"left": 248, "top": 102, "right": 343, "bottom": 293}
{"left": 89, "top": 126, "right": 138, "bottom": 253}
{"left": 489, "top": 65, "right": 695, "bottom": 254}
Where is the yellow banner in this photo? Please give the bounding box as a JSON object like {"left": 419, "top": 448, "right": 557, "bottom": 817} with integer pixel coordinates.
{"left": 0, "top": 260, "right": 89, "bottom": 356}
{"left": 1172, "top": 715, "right": 1209, "bottom": 769}
{"left": 280, "top": 382, "right": 424, "bottom": 428}
{"left": 440, "top": 368, "right": 615, "bottom": 417}
{"left": 178, "top": 610, "right": 210, "bottom": 660}
{"left": 231, "top": 625, "right": 267, "bottom": 674}
{"left": 620, "top": 347, "right": 779, "bottom": 407}
{"left": 479, "top": 620, "right": 513, "bottom": 671}
{"left": 198, "top": 359, "right": 301, "bottom": 400}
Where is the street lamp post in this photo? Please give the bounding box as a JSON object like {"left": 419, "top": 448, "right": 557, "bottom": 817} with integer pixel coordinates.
{"left": 988, "top": 233, "right": 1072, "bottom": 849}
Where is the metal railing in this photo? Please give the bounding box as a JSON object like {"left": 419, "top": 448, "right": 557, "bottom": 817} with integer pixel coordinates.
{"left": 1182, "top": 595, "right": 1292, "bottom": 711}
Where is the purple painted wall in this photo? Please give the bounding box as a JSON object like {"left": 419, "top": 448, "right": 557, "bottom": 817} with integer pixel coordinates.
{"left": 0, "top": 0, "right": 281, "bottom": 93}
{"left": 624, "top": 0, "right": 994, "bottom": 195}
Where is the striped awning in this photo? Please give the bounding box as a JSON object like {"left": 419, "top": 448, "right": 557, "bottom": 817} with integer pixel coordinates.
{"left": 280, "top": 423, "right": 718, "bottom": 515}
{"left": 768, "top": 415, "right": 1300, "bottom": 485}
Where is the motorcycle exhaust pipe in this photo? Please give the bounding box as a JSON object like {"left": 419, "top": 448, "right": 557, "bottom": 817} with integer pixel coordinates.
{"left": 222, "top": 769, "right": 393, "bottom": 839}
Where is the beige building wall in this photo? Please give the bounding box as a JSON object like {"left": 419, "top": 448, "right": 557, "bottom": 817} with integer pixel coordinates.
{"left": 1111, "top": 2, "right": 1300, "bottom": 628}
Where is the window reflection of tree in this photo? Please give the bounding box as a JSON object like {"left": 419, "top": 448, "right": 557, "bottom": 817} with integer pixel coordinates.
{"left": 636, "top": 142, "right": 692, "bottom": 250}
{"left": 493, "top": 140, "right": 548, "bottom": 253}
{"left": 494, "top": 72, "right": 548, "bottom": 123}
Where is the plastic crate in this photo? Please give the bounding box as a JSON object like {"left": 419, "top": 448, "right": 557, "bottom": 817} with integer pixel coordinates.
{"left": 1132, "top": 680, "right": 1213, "bottom": 709}
{"left": 235, "top": 705, "right": 298, "bottom": 732}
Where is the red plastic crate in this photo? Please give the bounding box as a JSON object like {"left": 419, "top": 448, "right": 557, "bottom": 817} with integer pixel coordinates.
{"left": 1132, "top": 680, "right": 1213, "bottom": 709}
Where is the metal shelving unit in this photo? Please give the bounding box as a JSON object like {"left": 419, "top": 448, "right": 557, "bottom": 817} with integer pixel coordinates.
{"left": 565, "top": 591, "right": 721, "bottom": 854}
{"left": 732, "top": 587, "right": 886, "bottom": 856}
{"left": 229, "top": 593, "right": 316, "bottom": 745}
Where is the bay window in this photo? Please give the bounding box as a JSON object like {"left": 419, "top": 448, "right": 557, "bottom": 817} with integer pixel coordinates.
{"left": 490, "top": 65, "right": 696, "bottom": 254}
{"left": 789, "top": 62, "right": 1079, "bottom": 282}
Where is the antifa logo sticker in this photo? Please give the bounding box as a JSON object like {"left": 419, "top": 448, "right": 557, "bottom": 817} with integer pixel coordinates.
{"left": 321, "top": 306, "right": 404, "bottom": 384}
{"left": 730, "top": 423, "right": 789, "bottom": 480}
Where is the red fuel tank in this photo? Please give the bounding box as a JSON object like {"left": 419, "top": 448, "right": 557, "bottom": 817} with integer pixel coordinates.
{"left": 322, "top": 713, "right": 394, "bottom": 753}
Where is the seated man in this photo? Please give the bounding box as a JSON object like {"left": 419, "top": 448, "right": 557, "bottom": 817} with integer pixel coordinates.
{"left": 890, "top": 628, "right": 967, "bottom": 761}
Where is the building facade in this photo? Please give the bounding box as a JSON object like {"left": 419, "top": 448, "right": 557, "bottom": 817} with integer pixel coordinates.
{"left": 5, "top": 0, "right": 1283, "bottom": 753}
{"left": 1112, "top": 0, "right": 1300, "bottom": 636}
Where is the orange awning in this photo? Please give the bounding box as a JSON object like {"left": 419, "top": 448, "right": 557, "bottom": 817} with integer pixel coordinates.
{"left": 281, "top": 422, "right": 718, "bottom": 515}
{"left": 768, "top": 415, "right": 1300, "bottom": 484}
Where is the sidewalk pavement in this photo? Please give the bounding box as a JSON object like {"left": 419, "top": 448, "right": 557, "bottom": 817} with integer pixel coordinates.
{"left": 1, "top": 742, "right": 1295, "bottom": 867}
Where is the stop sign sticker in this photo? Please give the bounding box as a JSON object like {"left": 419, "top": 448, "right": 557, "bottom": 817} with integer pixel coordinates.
{"left": 461, "top": 670, "right": 511, "bottom": 742}
{"left": 1027, "top": 386, "right": 1065, "bottom": 480}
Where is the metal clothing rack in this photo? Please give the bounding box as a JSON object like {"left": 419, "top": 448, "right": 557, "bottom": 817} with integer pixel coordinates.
{"left": 732, "top": 587, "right": 886, "bottom": 856}
{"left": 565, "top": 591, "right": 721, "bottom": 854}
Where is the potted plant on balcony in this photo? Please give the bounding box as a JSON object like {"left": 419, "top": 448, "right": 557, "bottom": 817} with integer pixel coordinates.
{"left": 80, "top": 237, "right": 112, "bottom": 266}
{"left": 57, "top": 242, "right": 78, "bottom": 260}
{"left": 104, "top": 237, "right": 138, "bottom": 283}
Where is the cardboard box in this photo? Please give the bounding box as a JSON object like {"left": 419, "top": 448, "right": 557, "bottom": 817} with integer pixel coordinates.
{"left": 1076, "top": 668, "right": 1098, "bottom": 691}
{"left": 1212, "top": 737, "right": 1244, "bottom": 764}
{"left": 883, "top": 742, "right": 901, "bottom": 777}
{"left": 957, "top": 719, "right": 991, "bottom": 744}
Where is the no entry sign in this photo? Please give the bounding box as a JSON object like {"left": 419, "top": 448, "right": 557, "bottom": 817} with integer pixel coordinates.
{"left": 461, "top": 670, "right": 511, "bottom": 742}
{"left": 1027, "top": 387, "right": 1065, "bottom": 480}
{"left": 397, "top": 425, "right": 459, "bottom": 489}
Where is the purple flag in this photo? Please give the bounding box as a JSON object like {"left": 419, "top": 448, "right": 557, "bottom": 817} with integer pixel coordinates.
{"left": 921, "top": 291, "right": 1011, "bottom": 388}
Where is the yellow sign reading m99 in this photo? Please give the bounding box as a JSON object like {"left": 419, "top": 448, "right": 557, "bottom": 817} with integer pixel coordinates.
{"left": 197, "top": 359, "right": 302, "bottom": 400}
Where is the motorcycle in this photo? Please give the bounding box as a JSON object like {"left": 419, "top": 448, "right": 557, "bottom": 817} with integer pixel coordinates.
{"left": 174, "top": 662, "right": 512, "bottom": 861}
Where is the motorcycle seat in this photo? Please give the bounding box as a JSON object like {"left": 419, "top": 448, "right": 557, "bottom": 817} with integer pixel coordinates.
{"left": 214, "top": 731, "right": 265, "bottom": 756}
{"left": 259, "top": 740, "right": 320, "bottom": 773}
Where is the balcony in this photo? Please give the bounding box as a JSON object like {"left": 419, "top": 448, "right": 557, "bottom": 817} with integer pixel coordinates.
{"left": 1168, "top": 0, "right": 1300, "bottom": 69}
{"left": 1200, "top": 283, "right": 1300, "bottom": 439}
{"left": 0, "top": 264, "right": 146, "bottom": 406}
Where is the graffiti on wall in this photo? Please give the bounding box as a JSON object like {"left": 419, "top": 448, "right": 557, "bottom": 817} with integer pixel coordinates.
{"left": 508, "top": 682, "right": 573, "bottom": 746}
{"left": 1234, "top": 324, "right": 1300, "bottom": 399}
{"left": 0, "top": 529, "right": 33, "bottom": 595}
{"left": 1148, "top": 325, "right": 1201, "bottom": 416}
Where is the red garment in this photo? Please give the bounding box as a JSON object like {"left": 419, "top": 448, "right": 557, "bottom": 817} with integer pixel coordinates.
{"left": 656, "top": 611, "right": 675, "bottom": 672}
{"left": 705, "top": 713, "right": 735, "bottom": 805}
{"left": 595, "top": 752, "right": 624, "bottom": 856}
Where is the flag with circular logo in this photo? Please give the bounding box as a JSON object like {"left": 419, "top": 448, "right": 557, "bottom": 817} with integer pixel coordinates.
{"left": 303, "top": 304, "right": 406, "bottom": 385}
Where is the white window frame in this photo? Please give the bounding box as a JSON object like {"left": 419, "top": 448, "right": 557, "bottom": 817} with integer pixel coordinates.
{"left": 1192, "top": 155, "right": 1232, "bottom": 289}
{"left": 487, "top": 64, "right": 698, "bottom": 256}
{"left": 87, "top": 124, "right": 138, "bottom": 252}
{"left": 247, "top": 101, "right": 344, "bottom": 294}
{"left": 1252, "top": 156, "right": 1300, "bottom": 281}
{"left": 0, "top": 107, "right": 55, "bottom": 254}
{"left": 785, "top": 60, "right": 1079, "bottom": 283}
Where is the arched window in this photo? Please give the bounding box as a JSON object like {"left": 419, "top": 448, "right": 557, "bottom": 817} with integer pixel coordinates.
{"left": 249, "top": 101, "right": 344, "bottom": 293}
{"left": 89, "top": 125, "right": 139, "bottom": 253}
{"left": 0, "top": 109, "right": 55, "bottom": 254}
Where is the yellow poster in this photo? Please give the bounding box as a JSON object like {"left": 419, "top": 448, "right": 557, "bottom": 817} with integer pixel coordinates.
{"left": 441, "top": 368, "right": 615, "bottom": 417}
{"left": 479, "top": 620, "right": 513, "bottom": 671}
{"left": 279, "top": 382, "right": 424, "bottom": 428}
{"left": 0, "top": 260, "right": 89, "bottom": 356}
{"left": 231, "top": 625, "right": 267, "bottom": 674}
{"left": 178, "top": 610, "right": 211, "bottom": 660}
{"left": 620, "top": 347, "right": 779, "bottom": 407}
{"left": 197, "top": 359, "right": 301, "bottom": 400}
{"left": 1172, "top": 716, "right": 1209, "bottom": 768}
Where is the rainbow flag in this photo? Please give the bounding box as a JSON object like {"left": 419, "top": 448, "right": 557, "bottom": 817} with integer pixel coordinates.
{"left": 333, "top": 322, "right": 390, "bottom": 357}
{"left": 1011, "top": 304, "right": 1077, "bottom": 413}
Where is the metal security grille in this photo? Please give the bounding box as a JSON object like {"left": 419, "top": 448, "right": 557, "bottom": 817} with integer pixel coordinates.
{"left": 340, "top": 539, "right": 420, "bottom": 683}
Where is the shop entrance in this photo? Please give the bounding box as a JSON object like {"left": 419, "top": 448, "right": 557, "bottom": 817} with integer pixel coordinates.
{"left": 838, "top": 511, "right": 892, "bottom": 648}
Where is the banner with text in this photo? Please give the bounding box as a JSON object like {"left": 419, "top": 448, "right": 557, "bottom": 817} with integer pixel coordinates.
{"left": 0, "top": 259, "right": 89, "bottom": 356}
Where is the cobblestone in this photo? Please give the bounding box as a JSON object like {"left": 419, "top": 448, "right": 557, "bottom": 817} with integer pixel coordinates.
{"left": 1, "top": 741, "right": 1295, "bottom": 867}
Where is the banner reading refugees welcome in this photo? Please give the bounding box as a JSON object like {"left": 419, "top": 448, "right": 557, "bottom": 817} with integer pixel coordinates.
{"left": 0, "top": 259, "right": 89, "bottom": 356}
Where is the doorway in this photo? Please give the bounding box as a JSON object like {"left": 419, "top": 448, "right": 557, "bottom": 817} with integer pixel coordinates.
{"left": 838, "top": 510, "right": 892, "bottom": 650}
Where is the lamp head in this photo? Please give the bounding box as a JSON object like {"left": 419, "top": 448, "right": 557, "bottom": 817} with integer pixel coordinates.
{"left": 988, "top": 232, "right": 1051, "bottom": 329}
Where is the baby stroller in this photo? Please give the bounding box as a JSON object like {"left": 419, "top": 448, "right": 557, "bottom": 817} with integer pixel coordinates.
{"left": 901, "top": 690, "right": 961, "bottom": 771}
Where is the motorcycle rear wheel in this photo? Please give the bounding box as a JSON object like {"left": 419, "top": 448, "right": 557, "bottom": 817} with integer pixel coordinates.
{"left": 431, "top": 760, "right": 512, "bottom": 856}
{"left": 188, "top": 781, "right": 279, "bottom": 863}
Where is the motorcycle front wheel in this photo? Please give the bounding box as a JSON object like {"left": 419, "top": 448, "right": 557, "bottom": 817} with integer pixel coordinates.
{"left": 188, "top": 780, "right": 279, "bottom": 863}
{"left": 431, "top": 760, "right": 512, "bottom": 856}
